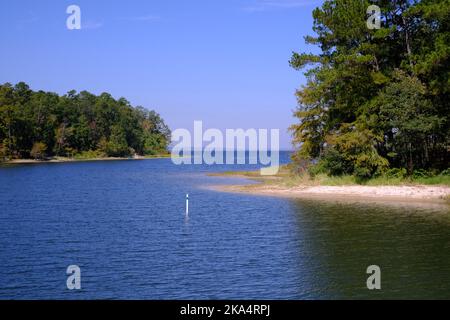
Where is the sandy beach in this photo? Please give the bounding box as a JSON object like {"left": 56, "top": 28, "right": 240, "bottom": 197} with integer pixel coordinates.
{"left": 217, "top": 183, "right": 450, "bottom": 202}
{"left": 209, "top": 168, "right": 450, "bottom": 206}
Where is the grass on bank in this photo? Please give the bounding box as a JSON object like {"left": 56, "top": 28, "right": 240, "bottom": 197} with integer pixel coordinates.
{"left": 211, "top": 165, "right": 450, "bottom": 187}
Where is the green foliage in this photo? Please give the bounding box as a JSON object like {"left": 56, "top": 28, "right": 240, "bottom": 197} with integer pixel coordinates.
{"left": 412, "top": 169, "right": 433, "bottom": 179}
{"left": 385, "top": 168, "right": 408, "bottom": 179}
{"left": 0, "top": 82, "right": 171, "bottom": 160}
{"left": 143, "top": 133, "right": 169, "bottom": 155}
{"left": 105, "top": 125, "right": 130, "bottom": 157}
{"left": 320, "top": 148, "right": 352, "bottom": 176}
{"left": 73, "top": 150, "right": 105, "bottom": 160}
{"left": 290, "top": 0, "right": 450, "bottom": 178}
{"left": 372, "top": 70, "right": 445, "bottom": 172}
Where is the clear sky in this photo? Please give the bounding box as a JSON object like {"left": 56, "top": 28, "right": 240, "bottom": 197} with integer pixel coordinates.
{"left": 0, "top": 0, "right": 322, "bottom": 149}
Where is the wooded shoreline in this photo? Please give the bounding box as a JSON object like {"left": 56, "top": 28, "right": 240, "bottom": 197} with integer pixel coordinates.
{"left": 1, "top": 154, "right": 172, "bottom": 165}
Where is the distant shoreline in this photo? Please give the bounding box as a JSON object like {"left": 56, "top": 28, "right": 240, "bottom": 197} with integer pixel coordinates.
{"left": 1, "top": 154, "right": 171, "bottom": 165}
{"left": 209, "top": 170, "right": 450, "bottom": 205}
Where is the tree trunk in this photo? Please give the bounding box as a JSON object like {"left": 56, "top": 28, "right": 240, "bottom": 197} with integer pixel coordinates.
{"left": 408, "top": 142, "right": 414, "bottom": 174}
{"left": 402, "top": 11, "right": 414, "bottom": 71}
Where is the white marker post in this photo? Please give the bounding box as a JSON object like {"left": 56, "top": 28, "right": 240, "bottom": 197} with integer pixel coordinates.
{"left": 186, "top": 194, "right": 189, "bottom": 217}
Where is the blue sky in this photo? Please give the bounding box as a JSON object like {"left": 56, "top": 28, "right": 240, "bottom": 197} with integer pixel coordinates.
{"left": 0, "top": 0, "right": 322, "bottom": 149}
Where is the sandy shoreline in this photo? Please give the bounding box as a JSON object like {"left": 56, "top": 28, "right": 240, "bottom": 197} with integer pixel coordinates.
{"left": 3, "top": 157, "right": 132, "bottom": 164}
{"left": 209, "top": 169, "right": 450, "bottom": 206}
{"left": 215, "top": 183, "right": 450, "bottom": 201}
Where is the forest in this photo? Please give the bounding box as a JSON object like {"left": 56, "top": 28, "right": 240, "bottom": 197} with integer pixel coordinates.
{"left": 290, "top": 0, "right": 449, "bottom": 179}
{"left": 0, "top": 82, "right": 171, "bottom": 160}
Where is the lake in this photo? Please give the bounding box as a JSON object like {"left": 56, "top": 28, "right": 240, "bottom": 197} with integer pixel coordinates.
{"left": 0, "top": 152, "right": 449, "bottom": 299}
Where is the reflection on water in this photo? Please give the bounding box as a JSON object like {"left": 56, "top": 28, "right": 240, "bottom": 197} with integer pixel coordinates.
{"left": 289, "top": 200, "right": 450, "bottom": 299}
{"left": 0, "top": 154, "right": 449, "bottom": 299}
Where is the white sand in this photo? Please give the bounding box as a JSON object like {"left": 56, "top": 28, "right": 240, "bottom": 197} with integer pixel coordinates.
{"left": 216, "top": 184, "right": 450, "bottom": 203}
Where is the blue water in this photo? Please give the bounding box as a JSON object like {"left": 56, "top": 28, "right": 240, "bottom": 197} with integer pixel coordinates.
{"left": 1, "top": 152, "right": 450, "bottom": 299}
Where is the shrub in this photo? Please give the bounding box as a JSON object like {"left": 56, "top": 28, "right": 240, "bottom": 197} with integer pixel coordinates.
{"left": 30, "top": 142, "right": 47, "bottom": 160}
{"left": 412, "top": 169, "right": 433, "bottom": 179}
{"left": 74, "top": 150, "right": 105, "bottom": 159}
{"left": 321, "top": 148, "right": 353, "bottom": 176}
{"left": 385, "top": 168, "right": 407, "bottom": 179}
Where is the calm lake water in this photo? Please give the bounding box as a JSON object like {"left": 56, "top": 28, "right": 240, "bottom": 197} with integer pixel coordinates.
{"left": 0, "top": 152, "right": 449, "bottom": 299}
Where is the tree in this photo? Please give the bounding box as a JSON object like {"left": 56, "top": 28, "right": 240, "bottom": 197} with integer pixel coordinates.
{"left": 30, "top": 142, "right": 47, "bottom": 160}
{"left": 0, "top": 140, "right": 9, "bottom": 161}
{"left": 372, "top": 71, "right": 444, "bottom": 172}
{"left": 290, "top": 0, "right": 449, "bottom": 177}
{"left": 105, "top": 125, "right": 130, "bottom": 157}
{"left": 0, "top": 82, "right": 171, "bottom": 161}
